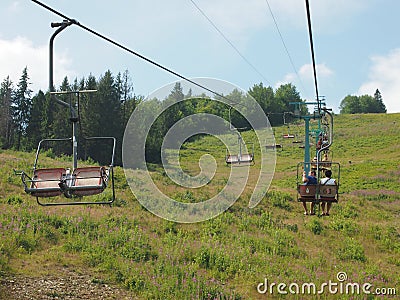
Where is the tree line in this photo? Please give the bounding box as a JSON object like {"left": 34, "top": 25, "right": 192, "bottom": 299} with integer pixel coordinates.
{"left": 0, "top": 67, "right": 140, "bottom": 165}
{"left": 0, "top": 67, "right": 386, "bottom": 165}
{"left": 339, "top": 89, "right": 386, "bottom": 114}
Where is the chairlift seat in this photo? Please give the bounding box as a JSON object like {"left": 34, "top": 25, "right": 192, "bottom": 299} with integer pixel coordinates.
{"left": 298, "top": 184, "right": 317, "bottom": 201}
{"left": 226, "top": 155, "right": 240, "bottom": 164}
{"left": 283, "top": 134, "right": 295, "bottom": 138}
{"left": 319, "top": 184, "right": 338, "bottom": 202}
{"left": 240, "top": 153, "right": 254, "bottom": 163}
{"left": 26, "top": 168, "right": 66, "bottom": 197}
{"left": 226, "top": 153, "right": 254, "bottom": 164}
{"left": 69, "top": 167, "right": 108, "bottom": 196}
{"left": 265, "top": 144, "right": 282, "bottom": 150}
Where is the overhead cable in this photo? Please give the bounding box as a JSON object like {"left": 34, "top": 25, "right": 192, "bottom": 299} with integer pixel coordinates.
{"left": 304, "top": 0, "right": 320, "bottom": 110}
{"left": 189, "top": 0, "right": 271, "bottom": 86}
{"left": 264, "top": 0, "right": 307, "bottom": 95}
{"left": 31, "top": 0, "right": 236, "bottom": 103}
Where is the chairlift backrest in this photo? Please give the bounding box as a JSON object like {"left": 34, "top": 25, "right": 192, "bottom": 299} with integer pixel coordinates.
{"left": 226, "top": 154, "right": 239, "bottom": 164}
{"left": 30, "top": 168, "right": 66, "bottom": 197}
{"left": 298, "top": 184, "right": 317, "bottom": 198}
{"left": 319, "top": 185, "right": 337, "bottom": 198}
{"left": 70, "top": 166, "right": 108, "bottom": 196}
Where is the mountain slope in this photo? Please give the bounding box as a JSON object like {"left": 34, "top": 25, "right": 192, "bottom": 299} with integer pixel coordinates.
{"left": 0, "top": 113, "right": 399, "bottom": 299}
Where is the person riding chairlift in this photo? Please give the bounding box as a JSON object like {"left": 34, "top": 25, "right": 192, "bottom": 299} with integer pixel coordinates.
{"left": 302, "top": 170, "right": 317, "bottom": 215}
{"left": 320, "top": 169, "right": 336, "bottom": 216}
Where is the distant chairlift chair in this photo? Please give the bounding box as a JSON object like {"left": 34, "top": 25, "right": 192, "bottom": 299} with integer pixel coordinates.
{"left": 225, "top": 138, "right": 255, "bottom": 164}
{"left": 283, "top": 112, "right": 295, "bottom": 139}
{"left": 225, "top": 106, "right": 254, "bottom": 165}
{"left": 265, "top": 143, "right": 282, "bottom": 151}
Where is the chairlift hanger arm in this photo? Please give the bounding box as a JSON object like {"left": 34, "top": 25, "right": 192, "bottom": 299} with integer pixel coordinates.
{"left": 49, "top": 19, "right": 78, "bottom": 119}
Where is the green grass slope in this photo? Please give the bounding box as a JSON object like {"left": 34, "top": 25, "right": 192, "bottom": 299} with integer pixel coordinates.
{"left": 0, "top": 113, "right": 399, "bottom": 299}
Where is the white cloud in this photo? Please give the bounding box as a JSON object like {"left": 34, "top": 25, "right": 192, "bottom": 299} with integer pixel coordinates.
{"left": 358, "top": 49, "right": 400, "bottom": 113}
{"left": 7, "top": 1, "right": 21, "bottom": 13}
{"left": 299, "top": 63, "right": 333, "bottom": 79}
{"left": 266, "top": 0, "right": 368, "bottom": 30}
{"left": 199, "top": 0, "right": 269, "bottom": 38}
{"left": 179, "top": 0, "right": 367, "bottom": 45}
{"left": 277, "top": 63, "right": 333, "bottom": 92}
{"left": 0, "top": 36, "right": 75, "bottom": 93}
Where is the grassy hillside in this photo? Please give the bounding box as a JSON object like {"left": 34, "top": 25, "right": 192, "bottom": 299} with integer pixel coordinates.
{"left": 0, "top": 113, "right": 399, "bottom": 299}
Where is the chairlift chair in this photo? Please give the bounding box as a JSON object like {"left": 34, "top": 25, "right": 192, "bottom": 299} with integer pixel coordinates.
{"left": 292, "top": 123, "right": 304, "bottom": 144}
{"left": 265, "top": 128, "right": 282, "bottom": 150}
{"left": 265, "top": 143, "right": 282, "bottom": 150}
{"left": 15, "top": 21, "right": 117, "bottom": 206}
{"left": 296, "top": 161, "right": 340, "bottom": 204}
{"left": 282, "top": 112, "right": 295, "bottom": 139}
{"left": 225, "top": 136, "right": 255, "bottom": 165}
{"left": 225, "top": 152, "right": 254, "bottom": 164}
{"left": 225, "top": 106, "right": 255, "bottom": 165}
{"left": 16, "top": 125, "right": 117, "bottom": 206}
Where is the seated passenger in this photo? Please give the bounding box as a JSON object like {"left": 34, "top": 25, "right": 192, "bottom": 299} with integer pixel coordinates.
{"left": 303, "top": 170, "right": 317, "bottom": 185}
{"left": 302, "top": 170, "right": 317, "bottom": 215}
{"left": 320, "top": 169, "right": 336, "bottom": 216}
{"left": 321, "top": 153, "right": 330, "bottom": 168}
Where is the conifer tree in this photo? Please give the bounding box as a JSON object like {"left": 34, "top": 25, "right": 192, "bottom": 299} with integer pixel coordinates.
{"left": 12, "top": 67, "right": 32, "bottom": 150}
{"left": 0, "top": 76, "right": 14, "bottom": 148}
{"left": 26, "top": 90, "right": 47, "bottom": 150}
{"left": 373, "top": 89, "right": 386, "bottom": 113}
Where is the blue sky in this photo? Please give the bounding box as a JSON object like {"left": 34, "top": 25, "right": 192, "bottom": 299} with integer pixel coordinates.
{"left": 1, "top": 0, "right": 400, "bottom": 113}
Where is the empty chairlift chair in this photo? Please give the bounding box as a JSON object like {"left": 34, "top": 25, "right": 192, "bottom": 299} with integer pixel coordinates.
{"left": 225, "top": 106, "right": 255, "bottom": 165}
{"left": 15, "top": 24, "right": 117, "bottom": 206}
{"left": 24, "top": 168, "right": 66, "bottom": 197}
{"left": 15, "top": 134, "right": 116, "bottom": 206}
{"left": 225, "top": 141, "right": 254, "bottom": 165}
{"left": 69, "top": 166, "right": 109, "bottom": 197}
